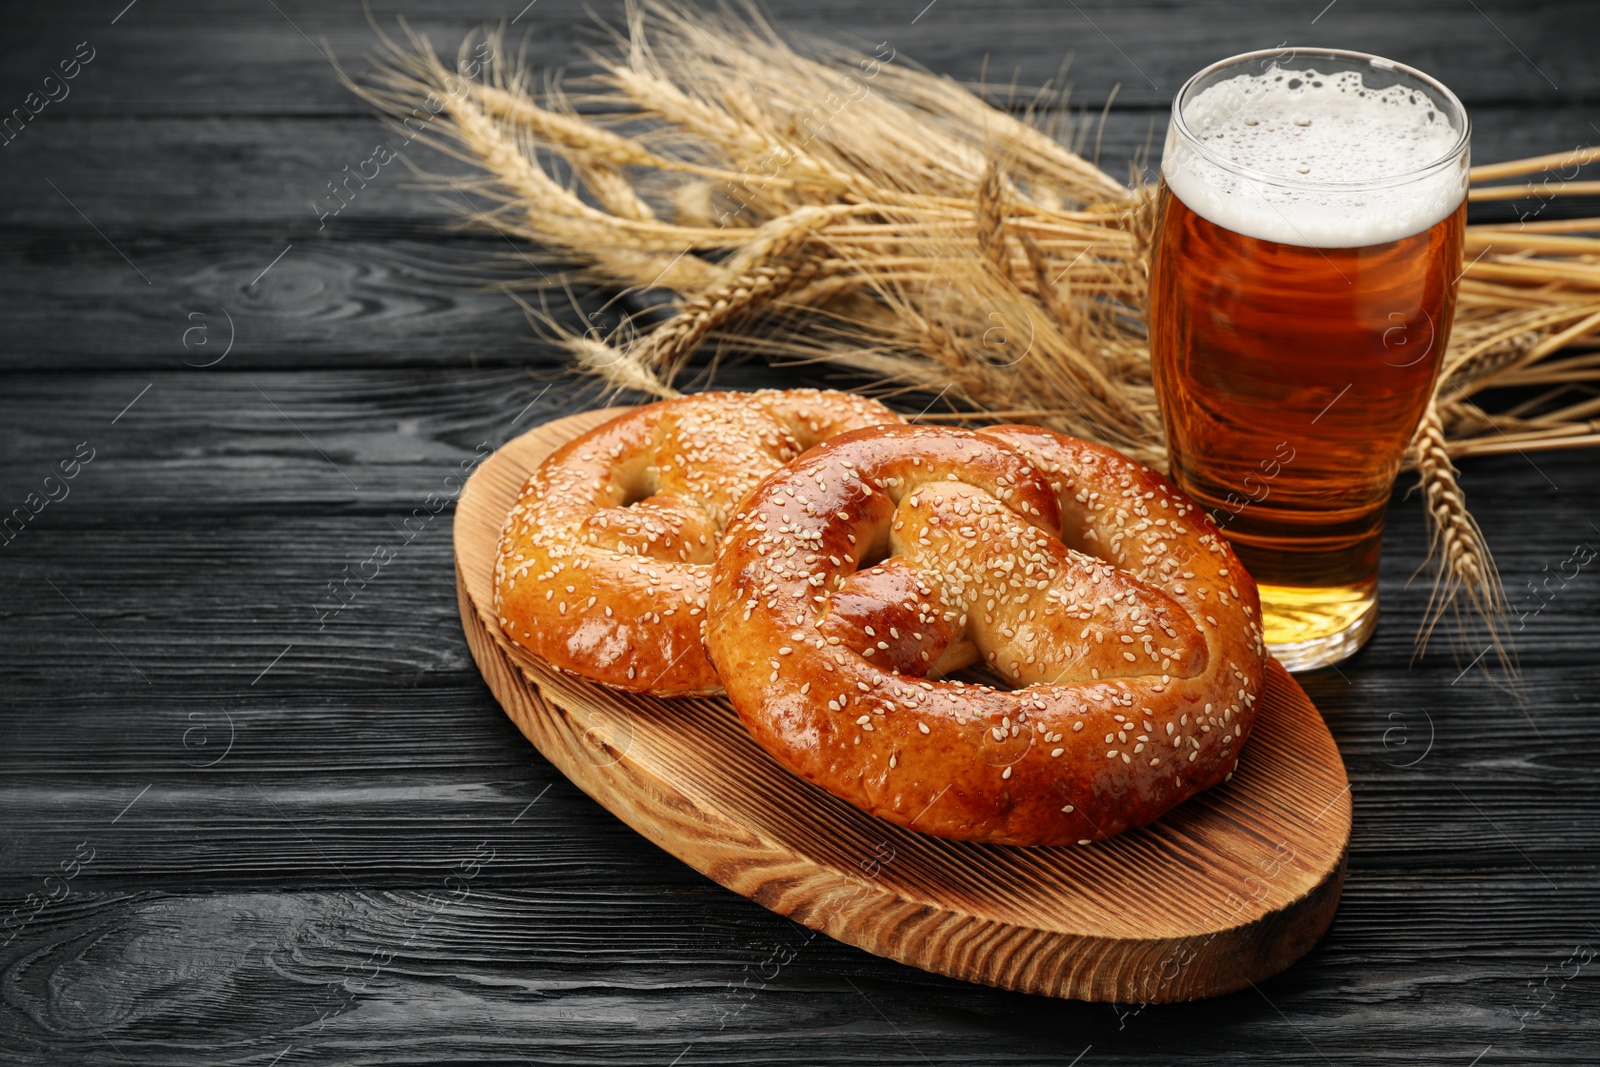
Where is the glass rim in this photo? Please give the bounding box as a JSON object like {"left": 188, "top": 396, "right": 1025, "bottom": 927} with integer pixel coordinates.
{"left": 1168, "top": 46, "right": 1471, "bottom": 193}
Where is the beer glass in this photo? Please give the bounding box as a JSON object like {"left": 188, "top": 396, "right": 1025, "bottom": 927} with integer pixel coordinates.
{"left": 1150, "top": 48, "right": 1469, "bottom": 671}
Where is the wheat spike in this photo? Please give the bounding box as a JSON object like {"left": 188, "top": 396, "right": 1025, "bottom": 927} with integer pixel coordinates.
{"left": 1410, "top": 398, "right": 1511, "bottom": 672}
{"left": 571, "top": 337, "right": 683, "bottom": 399}
{"left": 633, "top": 260, "right": 831, "bottom": 386}
{"left": 976, "top": 160, "right": 1011, "bottom": 276}
{"left": 1017, "top": 228, "right": 1071, "bottom": 329}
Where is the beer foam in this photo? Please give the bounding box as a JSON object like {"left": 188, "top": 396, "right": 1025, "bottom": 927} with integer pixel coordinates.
{"left": 1162, "top": 67, "right": 1468, "bottom": 247}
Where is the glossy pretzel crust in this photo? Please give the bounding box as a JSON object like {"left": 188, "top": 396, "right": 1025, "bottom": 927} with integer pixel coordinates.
{"left": 705, "top": 424, "right": 1267, "bottom": 845}
{"left": 494, "top": 390, "right": 902, "bottom": 696}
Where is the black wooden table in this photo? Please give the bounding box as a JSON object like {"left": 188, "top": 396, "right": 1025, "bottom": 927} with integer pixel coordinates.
{"left": 3, "top": 2, "right": 1597, "bottom": 1063}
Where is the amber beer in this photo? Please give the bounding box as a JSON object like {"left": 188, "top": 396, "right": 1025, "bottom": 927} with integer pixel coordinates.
{"left": 1150, "top": 50, "right": 1471, "bottom": 669}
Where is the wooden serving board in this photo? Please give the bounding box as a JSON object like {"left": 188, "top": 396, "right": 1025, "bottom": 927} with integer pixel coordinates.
{"left": 453, "top": 407, "right": 1352, "bottom": 1003}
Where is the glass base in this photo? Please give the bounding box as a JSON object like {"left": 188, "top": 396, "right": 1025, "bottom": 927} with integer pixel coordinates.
{"left": 1258, "top": 578, "right": 1378, "bottom": 672}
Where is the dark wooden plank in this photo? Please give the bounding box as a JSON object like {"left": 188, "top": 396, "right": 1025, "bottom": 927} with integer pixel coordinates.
{"left": 0, "top": 230, "right": 584, "bottom": 372}
{"left": 0, "top": 230, "right": 560, "bottom": 371}
{"left": 0, "top": 119, "right": 482, "bottom": 228}
{"left": 0, "top": 875, "right": 1596, "bottom": 1066}
{"left": 1, "top": 687, "right": 1597, "bottom": 890}
{"left": 2, "top": 105, "right": 1596, "bottom": 231}
{"left": 0, "top": 0, "right": 1589, "bottom": 118}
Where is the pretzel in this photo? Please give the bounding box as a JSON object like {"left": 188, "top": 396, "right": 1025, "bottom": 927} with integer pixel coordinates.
{"left": 705, "top": 424, "right": 1266, "bottom": 845}
{"left": 494, "top": 390, "right": 902, "bottom": 695}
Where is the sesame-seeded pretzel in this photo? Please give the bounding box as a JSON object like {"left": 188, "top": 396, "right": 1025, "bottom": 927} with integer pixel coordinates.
{"left": 494, "top": 390, "right": 902, "bottom": 696}
{"left": 705, "top": 424, "right": 1267, "bottom": 846}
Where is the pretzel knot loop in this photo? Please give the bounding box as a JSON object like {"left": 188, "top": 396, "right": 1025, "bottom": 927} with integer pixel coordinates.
{"left": 494, "top": 390, "right": 902, "bottom": 695}
{"left": 706, "top": 424, "right": 1267, "bottom": 846}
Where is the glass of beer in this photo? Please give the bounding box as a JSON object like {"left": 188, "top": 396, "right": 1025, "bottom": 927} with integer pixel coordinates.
{"left": 1149, "top": 48, "right": 1469, "bottom": 671}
